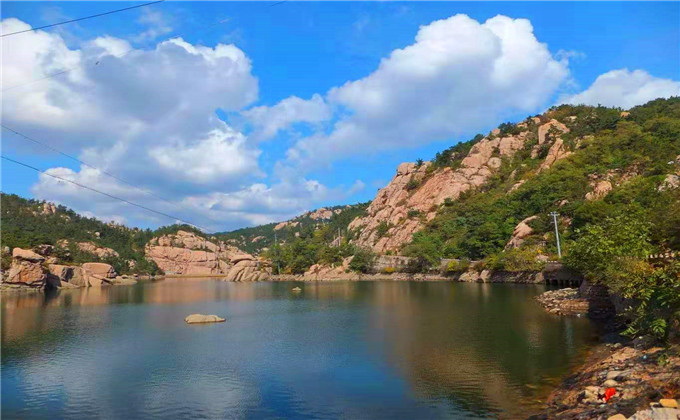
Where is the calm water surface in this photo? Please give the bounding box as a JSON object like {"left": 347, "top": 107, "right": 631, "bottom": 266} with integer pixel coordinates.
{"left": 1, "top": 280, "right": 597, "bottom": 419}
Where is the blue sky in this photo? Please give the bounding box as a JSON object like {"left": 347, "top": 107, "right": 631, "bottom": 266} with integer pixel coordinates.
{"left": 2, "top": 1, "right": 679, "bottom": 232}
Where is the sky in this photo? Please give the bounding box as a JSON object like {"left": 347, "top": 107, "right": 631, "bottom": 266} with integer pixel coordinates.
{"left": 1, "top": 1, "right": 679, "bottom": 233}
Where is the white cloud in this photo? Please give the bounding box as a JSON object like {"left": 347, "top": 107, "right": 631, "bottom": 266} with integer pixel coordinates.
{"left": 2, "top": 19, "right": 261, "bottom": 187}
{"left": 560, "top": 69, "right": 680, "bottom": 109}
{"left": 133, "top": 8, "right": 173, "bottom": 43}
{"left": 280, "top": 14, "right": 569, "bottom": 168}
{"left": 241, "top": 94, "right": 331, "bottom": 142}
{"left": 1, "top": 18, "right": 302, "bottom": 230}
{"left": 150, "top": 126, "right": 262, "bottom": 184}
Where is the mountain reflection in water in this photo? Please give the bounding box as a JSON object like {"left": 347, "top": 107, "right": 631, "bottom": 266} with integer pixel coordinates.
{"left": 2, "top": 279, "right": 596, "bottom": 419}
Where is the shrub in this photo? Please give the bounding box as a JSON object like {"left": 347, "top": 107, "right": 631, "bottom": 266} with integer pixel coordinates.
{"left": 611, "top": 259, "right": 680, "bottom": 340}
{"left": 376, "top": 221, "right": 392, "bottom": 238}
{"left": 407, "top": 209, "right": 421, "bottom": 218}
{"left": 382, "top": 266, "right": 396, "bottom": 274}
{"left": 498, "top": 122, "right": 521, "bottom": 136}
{"left": 446, "top": 258, "right": 470, "bottom": 272}
{"left": 405, "top": 177, "right": 420, "bottom": 191}
{"left": 487, "top": 247, "right": 546, "bottom": 272}
{"left": 349, "top": 248, "right": 376, "bottom": 273}
{"left": 403, "top": 232, "right": 442, "bottom": 272}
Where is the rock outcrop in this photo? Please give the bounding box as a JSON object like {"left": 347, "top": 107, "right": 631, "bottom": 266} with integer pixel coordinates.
{"left": 5, "top": 248, "right": 50, "bottom": 288}
{"left": 145, "top": 230, "right": 236, "bottom": 275}
{"left": 48, "top": 264, "right": 84, "bottom": 287}
{"left": 585, "top": 180, "right": 613, "bottom": 201}
{"left": 348, "top": 127, "right": 533, "bottom": 253}
{"left": 659, "top": 173, "right": 680, "bottom": 191}
{"left": 304, "top": 257, "right": 359, "bottom": 281}
{"left": 145, "top": 230, "right": 270, "bottom": 280}
{"left": 75, "top": 242, "right": 119, "bottom": 258}
{"left": 505, "top": 216, "right": 538, "bottom": 249}
{"left": 224, "top": 256, "right": 270, "bottom": 282}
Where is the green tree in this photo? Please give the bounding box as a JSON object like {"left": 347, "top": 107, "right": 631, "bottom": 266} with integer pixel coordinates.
{"left": 565, "top": 213, "right": 652, "bottom": 283}
{"left": 349, "top": 247, "right": 376, "bottom": 273}
{"left": 403, "top": 232, "right": 442, "bottom": 272}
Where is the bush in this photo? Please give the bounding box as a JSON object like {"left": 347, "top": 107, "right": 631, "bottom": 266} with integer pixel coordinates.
{"left": 611, "top": 259, "right": 680, "bottom": 340}
{"left": 382, "top": 266, "right": 396, "bottom": 274}
{"left": 349, "top": 248, "right": 376, "bottom": 273}
{"left": 485, "top": 247, "right": 546, "bottom": 272}
{"left": 403, "top": 232, "right": 442, "bottom": 272}
{"left": 407, "top": 209, "right": 421, "bottom": 218}
{"left": 498, "top": 122, "right": 521, "bottom": 136}
{"left": 376, "top": 221, "right": 392, "bottom": 238}
{"left": 446, "top": 258, "right": 470, "bottom": 272}
{"left": 405, "top": 177, "right": 420, "bottom": 191}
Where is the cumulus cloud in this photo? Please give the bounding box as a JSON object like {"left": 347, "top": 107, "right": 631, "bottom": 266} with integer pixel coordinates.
{"left": 280, "top": 14, "right": 569, "bottom": 168}
{"left": 1, "top": 18, "right": 273, "bottom": 227}
{"left": 240, "top": 94, "right": 331, "bottom": 142}
{"left": 560, "top": 69, "right": 680, "bottom": 109}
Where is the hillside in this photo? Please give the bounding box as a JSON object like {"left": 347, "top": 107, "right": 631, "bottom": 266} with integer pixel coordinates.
{"left": 269, "top": 98, "right": 680, "bottom": 276}
{"left": 0, "top": 194, "right": 225, "bottom": 275}
{"left": 216, "top": 203, "right": 369, "bottom": 255}
{"left": 399, "top": 98, "right": 680, "bottom": 267}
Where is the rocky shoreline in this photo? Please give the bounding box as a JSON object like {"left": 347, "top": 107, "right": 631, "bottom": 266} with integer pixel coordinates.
{"left": 532, "top": 284, "right": 679, "bottom": 419}
{"left": 531, "top": 340, "right": 680, "bottom": 420}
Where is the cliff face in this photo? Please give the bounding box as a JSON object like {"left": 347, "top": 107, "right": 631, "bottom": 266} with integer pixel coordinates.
{"left": 349, "top": 118, "right": 570, "bottom": 253}
{"left": 145, "top": 230, "right": 270, "bottom": 280}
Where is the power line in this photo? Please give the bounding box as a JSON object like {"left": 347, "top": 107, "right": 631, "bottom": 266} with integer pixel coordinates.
{"left": 1, "top": 16, "right": 231, "bottom": 93}
{"left": 1, "top": 155, "right": 212, "bottom": 233}
{"left": 1, "top": 1, "right": 166, "bottom": 38}
{"left": 1, "top": 124, "right": 184, "bottom": 211}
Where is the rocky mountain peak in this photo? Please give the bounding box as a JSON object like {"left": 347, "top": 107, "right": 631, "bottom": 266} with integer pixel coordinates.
{"left": 348, "top": 117, "right": 573, "bottom": 253}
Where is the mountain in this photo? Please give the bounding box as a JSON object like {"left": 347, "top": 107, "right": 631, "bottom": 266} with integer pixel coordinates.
{"left": 3, "top": 98, "right": 679, "bottom": 280}
{"left": 265, "top": 98, "right": 679, "bottom": 276}
{"left": 216, "top": 203, "right": 369, "bottom": 255}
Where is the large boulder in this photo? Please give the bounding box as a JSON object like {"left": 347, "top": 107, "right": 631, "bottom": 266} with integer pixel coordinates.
{"left": 12, "top": 247, "right": 44, "bottom": 262}
{"left": 505, "top": 216, "right": 538, "bottom": 249}
{"left": 81, "top": 262, "right": 116, "bottom": 278}
{"left": 81, "top": 262, "right": 116, "bottom": 286}
{"left": 585, "top": 180, "right": 613, "bottom": 201}
{"left": 6, "top": 248, "right": 49, "bottom": 288}
{"left": 225, "top": 260, "right": 270, "bottom": 282}
{"left": 145, "top": 230, "right": 243, "bottom": 275}
{"left": 48, "top": 264, "right": 87, "bottom": 287}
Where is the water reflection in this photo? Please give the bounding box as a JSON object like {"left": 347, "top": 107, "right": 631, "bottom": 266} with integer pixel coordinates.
{"left": 2, "top": 280, "right": 595, "bottom": 419}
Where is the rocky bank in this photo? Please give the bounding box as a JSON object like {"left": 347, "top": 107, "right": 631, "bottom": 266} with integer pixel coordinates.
{"left": 3, "top": 246, "right": 134, "bottom": 290}
{"left": 145, "top": 230, "right": 270, "bottom": 281}
{"left": 534, "top": 343, "right": 680, "bottom": 420}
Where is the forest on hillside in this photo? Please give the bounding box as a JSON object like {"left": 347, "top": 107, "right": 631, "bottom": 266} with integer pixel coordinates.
{"left": 216, "top": 202, "right": 369, "bottom": 254}
{"left": 0, "top": 194, "right": 209, "bottom": 275}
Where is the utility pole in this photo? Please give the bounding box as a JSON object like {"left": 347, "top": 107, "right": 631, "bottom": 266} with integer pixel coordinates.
{"left": 550, "top": 211, "right": 562, "bottom": 258}
{"left": 274, "top": 232, "right": 281, "bottom": 275}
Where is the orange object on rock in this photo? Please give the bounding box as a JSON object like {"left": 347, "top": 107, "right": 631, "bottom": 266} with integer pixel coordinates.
{"left": 601, "top": 387, "right": 616, "bottom": 402}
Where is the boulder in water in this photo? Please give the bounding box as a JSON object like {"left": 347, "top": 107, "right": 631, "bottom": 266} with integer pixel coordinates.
{"left": 184, "top": 314, "right": 226, "bottom": 324}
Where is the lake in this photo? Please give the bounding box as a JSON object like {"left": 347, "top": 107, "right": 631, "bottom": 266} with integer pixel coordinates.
{"left": 1, "top": 279, "right": 597, "bottom": 419}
